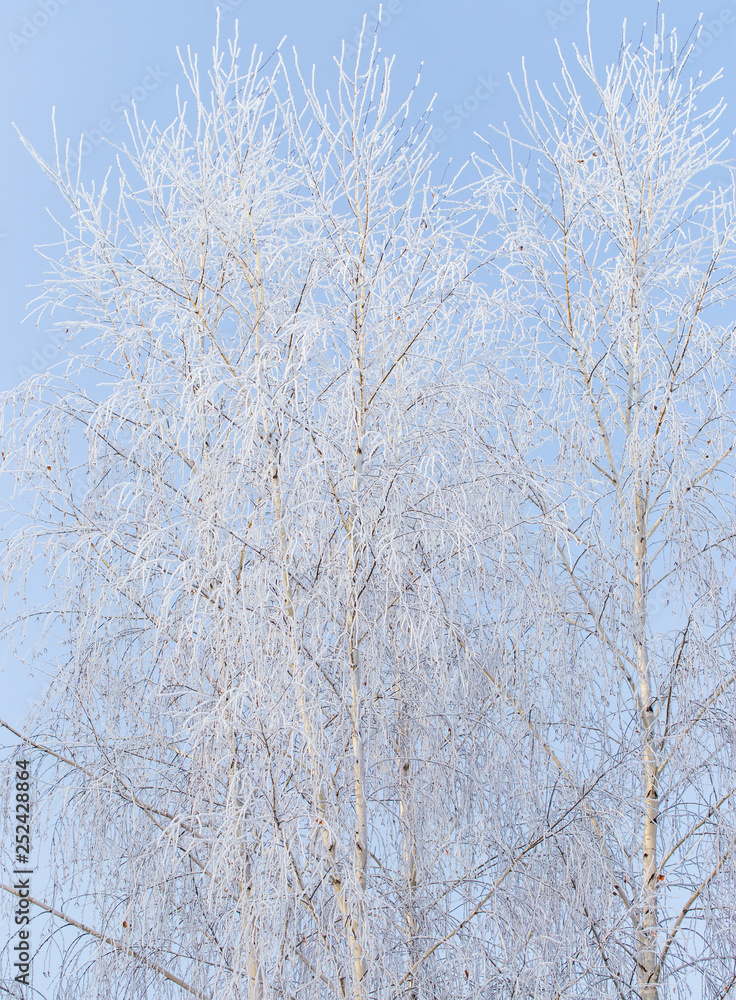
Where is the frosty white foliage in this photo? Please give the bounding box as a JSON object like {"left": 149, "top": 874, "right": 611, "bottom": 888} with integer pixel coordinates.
{"left": 0, "top": 25, "right": 542, "bottom": 1000}
{"left": 1, "top": 17, "right": 735, "bottom": 1000}
{"left": 472, "top": 20, "right": 736, "bottom": 1000}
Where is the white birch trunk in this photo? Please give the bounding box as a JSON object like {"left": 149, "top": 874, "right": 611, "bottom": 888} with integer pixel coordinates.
{"left": 634, "top": 483, "right": 659, "bottom": 1000}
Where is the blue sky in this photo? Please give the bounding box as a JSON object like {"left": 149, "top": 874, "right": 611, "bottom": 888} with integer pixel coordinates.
{"left": 1, "top": 0, "right": 735, "bottom": 721}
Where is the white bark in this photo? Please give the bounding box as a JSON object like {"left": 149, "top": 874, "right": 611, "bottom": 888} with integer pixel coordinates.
{"left": 473, "top": 21, "right": 736, "bottom": 999}
{"left": 0, "top": 24, "right": 542, "bottom": 1000}
{"left": 0, "top": 17, "right": 734, "bottom": 1000}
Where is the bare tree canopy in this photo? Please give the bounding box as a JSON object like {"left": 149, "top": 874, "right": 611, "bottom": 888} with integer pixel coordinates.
{"left": 2, "top": 17, "right": 735, "bottom": 1000}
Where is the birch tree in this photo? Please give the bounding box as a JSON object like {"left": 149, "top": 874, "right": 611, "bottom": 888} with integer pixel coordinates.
{"left": 0, "top": 25, "right": 559, "bottom": 1000}
{"left": 475, "top": 22, "right": 736, "bottom": 999}
{"left": 4, "top": 16, "right": 734, "bottom": 1000}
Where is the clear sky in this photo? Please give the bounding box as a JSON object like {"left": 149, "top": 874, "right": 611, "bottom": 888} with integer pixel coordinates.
{"left": 1, "top": 0, "right": 735, "bottom": 721}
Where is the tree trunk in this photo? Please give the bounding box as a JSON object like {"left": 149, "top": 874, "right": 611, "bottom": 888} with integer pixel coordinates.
{"left": 634, "top": 485, "right": 659, "bottom": 1000}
